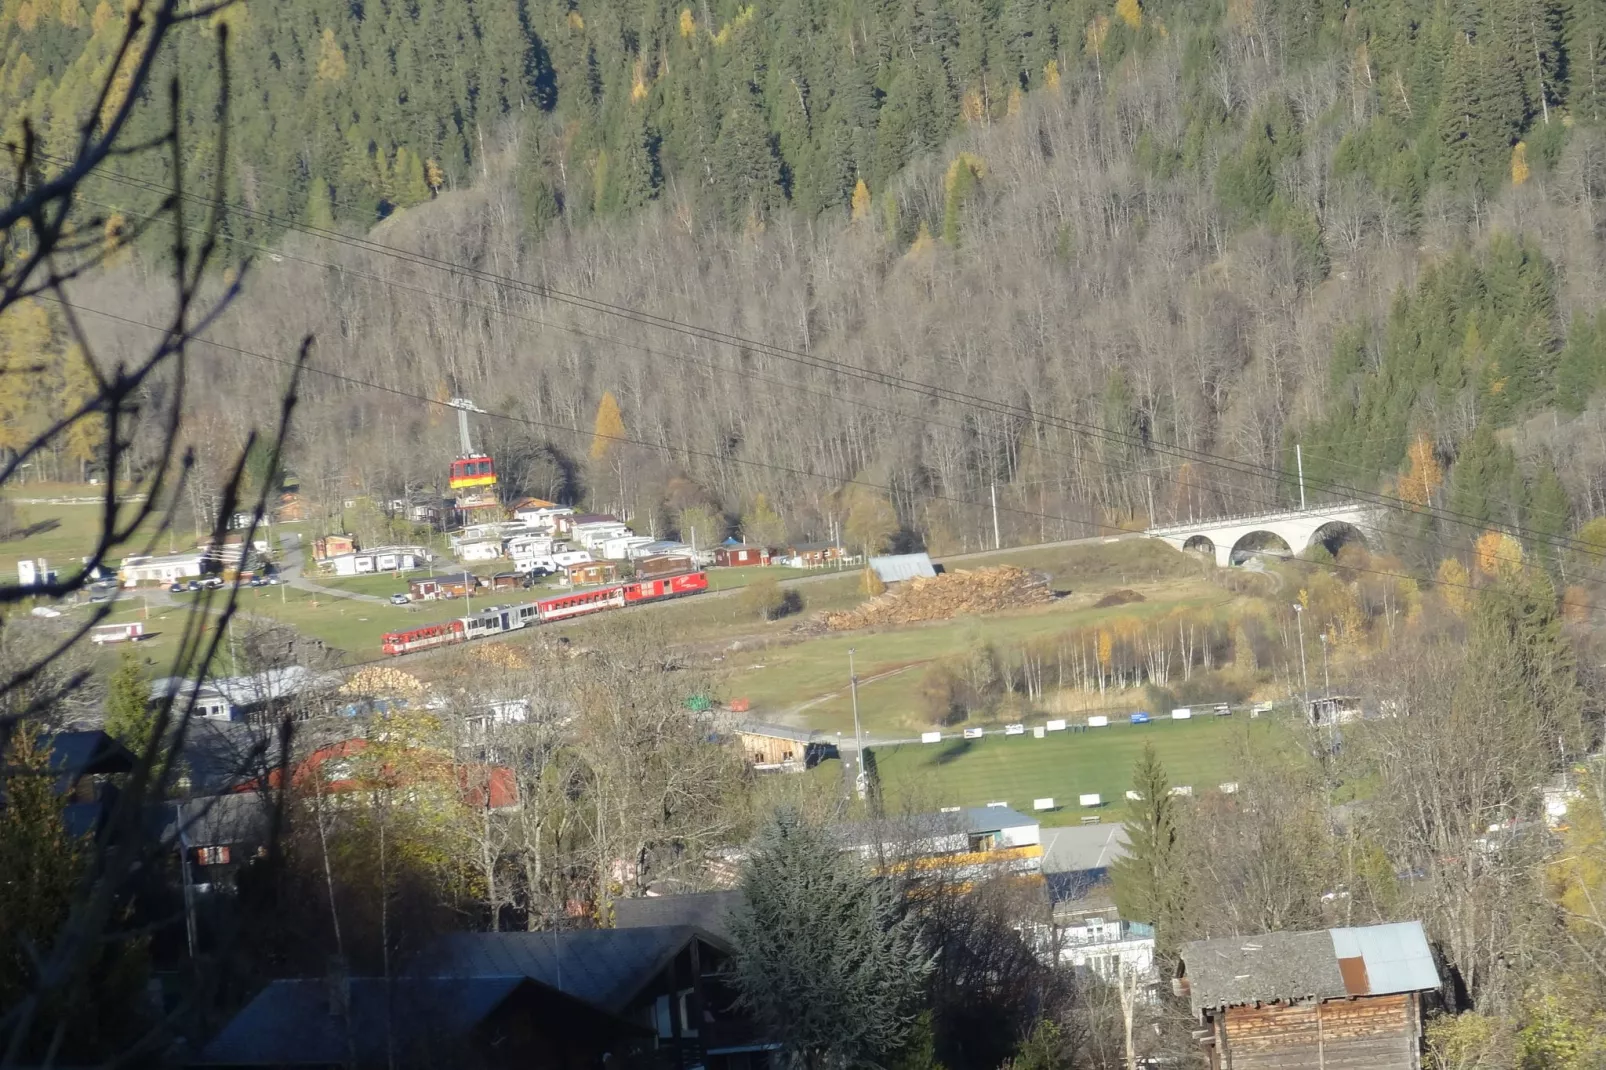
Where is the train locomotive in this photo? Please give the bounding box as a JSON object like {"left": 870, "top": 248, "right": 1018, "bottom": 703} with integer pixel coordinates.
{"left": 379, "top": 570, "right": 709, "bottom": 656}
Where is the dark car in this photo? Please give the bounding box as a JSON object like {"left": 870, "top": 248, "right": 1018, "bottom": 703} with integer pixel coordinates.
{"left": 248, "top": 576, "right": 265, "bottom": 587}
{"left": 186, "top": 579, "right": 202, "bottom": 592}
{"left": 168, "top": 582, "right": 185, "bottom": 593}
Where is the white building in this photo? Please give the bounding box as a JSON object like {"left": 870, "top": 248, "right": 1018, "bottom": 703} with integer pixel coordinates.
{"left": 322, "top": 545, "right": 433, "bottom": 576}
{"left": 17, "top": 558, "right": 57, "bottom": 588}
{"left": 119, "top": 553, "right": 205, "bottom": 587}
{"left": 512, "top": 503, "right": 574, "bottom": 531}
{"left": 1039, "top": 824, "right": 1157, "bottom": 984}
{"left": 457, "top": 540, "right": 503, "bottom": 563}
{"left": 572, "top": 522, "right": 633, "bottom": 550}
{"left": 600, "top": 535, "right": 656, "bottom": 560}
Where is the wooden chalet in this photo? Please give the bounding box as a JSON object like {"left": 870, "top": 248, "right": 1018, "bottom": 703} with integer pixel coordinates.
{"left": 1177, "top": 921, "right": 1440, "bottom": 1070}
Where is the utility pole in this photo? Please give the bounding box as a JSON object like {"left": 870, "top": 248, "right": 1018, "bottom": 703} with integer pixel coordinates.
{"left": 990, "top": 482, "right": 1001, "bottom": 551}
{"left": 849, "top": 647, "right": 865, "bottom": 799}
{"left": 1293, "top": 603, "right": 1309, "bottom": 714}
{"left": 1295, "top": 443, "right": 1307, "bottom": 510}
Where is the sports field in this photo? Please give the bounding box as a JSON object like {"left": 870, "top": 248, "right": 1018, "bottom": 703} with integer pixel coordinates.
{"left": 868, "top": 713, "right": 1278, "bottom": 825}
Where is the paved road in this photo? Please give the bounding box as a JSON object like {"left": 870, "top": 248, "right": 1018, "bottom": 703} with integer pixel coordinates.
{"left": 276, "top": 532, "right": 391, "bottom": 605}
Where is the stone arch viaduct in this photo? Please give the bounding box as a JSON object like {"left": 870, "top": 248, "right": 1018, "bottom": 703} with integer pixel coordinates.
{"left": 1147, "top": 504, "right": 1379, "bottom": 568}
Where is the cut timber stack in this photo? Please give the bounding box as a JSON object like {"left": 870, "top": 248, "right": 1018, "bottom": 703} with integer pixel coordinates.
{"left": 340, "top": 666, "right": 425, "bottom": 700}
{"left": 823, "top": 566, "right": 1051, "bottom": 630}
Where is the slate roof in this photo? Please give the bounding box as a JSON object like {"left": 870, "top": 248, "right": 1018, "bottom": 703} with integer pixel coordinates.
{"left": 158, "top": 792, "right": 276, "bottom": 849}
{"left": 46, "top": 730, "right": 134, "bottom": 784}
{"left": 427, "top": 926, "right": 702, "bottom": 1013}
{"left": 197, "top": 977, "right": 527, "bottom": 1066}
{"left": 1180, "top": 921, "right": 1440, "bottom": 1016}
{"left": 868, "top": 553, "right": 938, "bottom": 583}
{"left": 612, "top": 892, "right": 742, "bottom": 943}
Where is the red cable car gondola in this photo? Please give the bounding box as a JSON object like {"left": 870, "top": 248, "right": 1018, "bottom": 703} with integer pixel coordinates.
{"left": 448, "top": 454, "right": 498, "bottom": 490}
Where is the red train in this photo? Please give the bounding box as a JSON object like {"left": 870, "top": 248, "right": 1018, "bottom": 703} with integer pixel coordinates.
{"left": 379, "top": 571, "right": 709, "bottom": 656}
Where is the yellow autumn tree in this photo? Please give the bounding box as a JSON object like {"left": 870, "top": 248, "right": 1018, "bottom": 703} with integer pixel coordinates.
{"left": 850, "top": 179, "right": 871, "bottom": 222}
{"left": 1115, "top": 0, "right": 1142, "bottom": 30}
{"left": 631, "top": 58, "right": 649, "bottom": 101}
{"left": 590, "top": 390, "right": 626, "bottom": 460}
{"left": 1511, "top": 141, "right": 1531, "bottom": 186}
{"left": 315, "top": 27, "right": 347, "bottom": 82}
{"left": 1085, "top": 15, "right": 1110, "bottom": 59}
{"left": 1551, "top": 780, "right": 1606, "bottom": 949}
{"left": 567, "top": 9, "right": 584, "bottom": 29}
{"left": 1474, "top": 530, "right": 1524, "bottom": 577}
{"left": 60, "top": 346, "right": 104, "bottom": 481}
{"left": 678, "top": 8, "right": 695, "bottom": 37}
{"left": 1006, "top": 85, "right": 1023, "bottom": 116}
{"left": 0, "top": 298, "right": 54, "bottom": 458}
{"left": 862, "top": 566, "right": 886, "bottom": 596}
{"left": 58, "top": 0, "right": 80, "bottom": 28}
{"left": 1043, "top": 59, "right": 1061, "bottom": 90}
{"left": 1400, "top": 434, "right": 1443, "bottom": 506}
{"left": 1436, "top": 557, "right": 1473, "bottom": 616}
{"left": 425, "top": 158, "right": 444, "bottom": 195}
{"left": 843, "top": 484, "right": 898, "bottom": 556}
{"left": 1096, "top": 629, "right": 1113, "bottom": 670}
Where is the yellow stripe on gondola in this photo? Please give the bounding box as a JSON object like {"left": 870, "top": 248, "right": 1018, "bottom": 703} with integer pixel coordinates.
{"left": 449, "top": 475, "right": 499, "bottom": 488}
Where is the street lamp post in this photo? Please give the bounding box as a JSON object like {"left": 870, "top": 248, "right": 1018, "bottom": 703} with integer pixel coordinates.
{"left": 1319, "top": 632, "right": 1330, "bottom": 696}
{"left": 1292, "top": 604, "right": 1309, "bottom": 713}
{"left": 849, "top": 647, "right": 865, "bottom": 798}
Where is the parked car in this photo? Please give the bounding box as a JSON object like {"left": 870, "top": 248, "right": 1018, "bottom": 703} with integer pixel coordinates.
{"left": 169, "top": 582, "right": 186, "bottom": 593}
{"left": 186, "top": 580, "right": 202, "bottom": 591}
{"left": 1213, "top": 703, "right": 1232, "bottom": 717}
{"left": 199, "top": 576, "right": 224, "bottom": 590}
{"left": 1130, "top": 711, "right": 1152, "bottom": 724}
{"left": 389, "top": 593, "right": 410, "bottom": 605}
{"left": 248, "top": 576, "right": 265, "bottom": 587}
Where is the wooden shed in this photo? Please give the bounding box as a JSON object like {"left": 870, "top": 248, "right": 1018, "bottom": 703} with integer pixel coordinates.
{"left": 408, "top": 572, "right": 482, "bottom": 601}
{"left": 714, "top": 544, "right": 770, "bottom": 567}
{"left": 732, "top": 722, "right": 834, "bottom": 771}
{"left": 1177, "top": 921, "right": 1440, "bottom": 1070}
{"left": 562, "top": 560, "right": 618, "bottom": 587}
{"left": 636, "top": 553, "right": 694, "bottom": 579}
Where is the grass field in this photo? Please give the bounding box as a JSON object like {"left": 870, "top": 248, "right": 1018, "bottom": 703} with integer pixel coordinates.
{"left": 722, "top": 576, "right": 1238, "bottom": 736}
{"left": 0, "top": 499, "right": 174, "bottom": 577}
{"left": 869, "top": 713, "right": 1278, "bottom": 825}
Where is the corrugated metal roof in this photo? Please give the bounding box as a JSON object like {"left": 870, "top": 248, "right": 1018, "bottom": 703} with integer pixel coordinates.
{"left": 1040, "top": 824, "right": 1129, "bottom": 875}
{"left": 1330, "top": 921, "right": 1439, "bottom": 995}
{"left": 869, "top": 553, "right": 937, "bottom": 583}
{"left": 960, "top": 805, "right": 1036, "bottom": 833}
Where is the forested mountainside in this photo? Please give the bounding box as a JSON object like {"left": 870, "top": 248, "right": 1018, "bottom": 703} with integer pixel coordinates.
{"left": 11, "top": 0, "right": 1606, "bottom": 562}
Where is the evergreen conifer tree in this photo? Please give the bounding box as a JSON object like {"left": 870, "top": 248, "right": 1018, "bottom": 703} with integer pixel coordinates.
{"left": 102, "top": 652, "right": 153, "bottom": 760}
{"left": 728, "top": 809, "right": 932, "bottom": 1067}
{"left": 1110, "top": 742, "right": 1185, "bottom": 952}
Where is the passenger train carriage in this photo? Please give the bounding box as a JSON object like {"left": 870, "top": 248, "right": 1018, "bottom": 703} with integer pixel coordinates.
{"left": 380, "top": 570, "right": 709, "bottom": 655}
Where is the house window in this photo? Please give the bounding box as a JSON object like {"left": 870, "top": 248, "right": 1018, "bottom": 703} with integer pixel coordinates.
{"left": 195, "top": 845, "right": 231, "bottom": 866}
